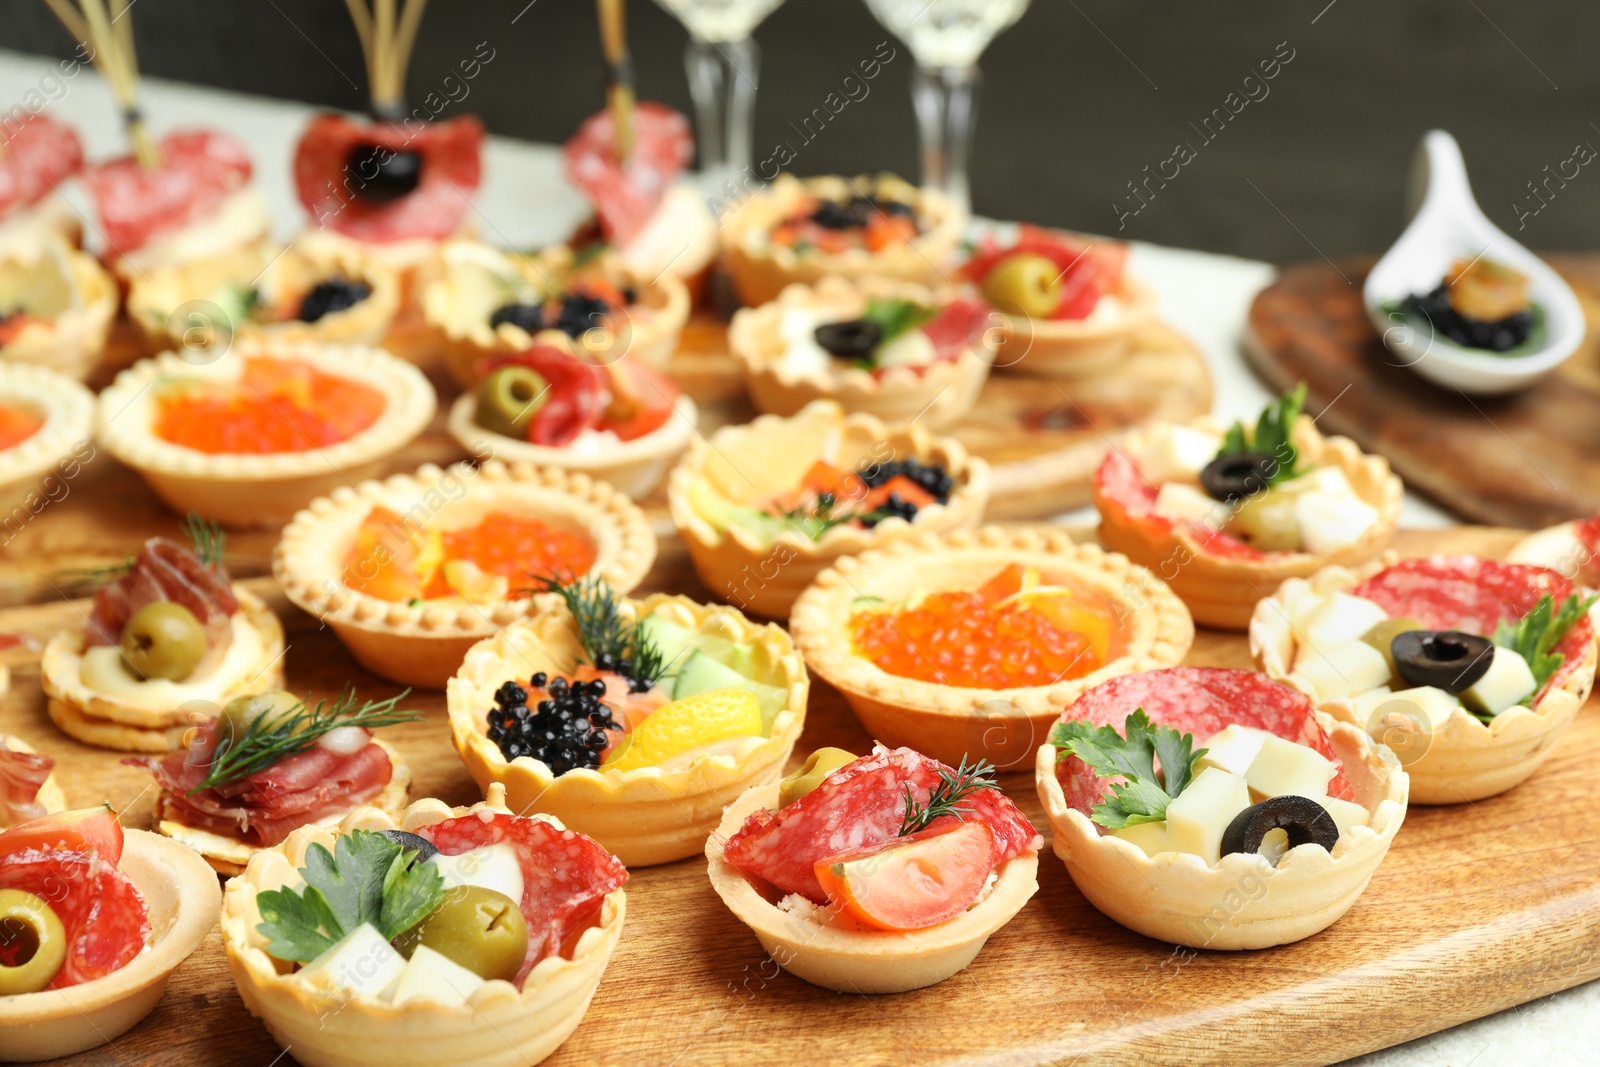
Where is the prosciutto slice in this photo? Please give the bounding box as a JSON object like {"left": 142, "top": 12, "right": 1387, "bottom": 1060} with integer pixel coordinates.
{"left": 137, "top": 722, "right": 393, "bottom": 847}
{"left": 86, "top": 537, "right": 238, "bottom": 675}
{"left": 0, "top": 740, "right": 55, "bottom": 824}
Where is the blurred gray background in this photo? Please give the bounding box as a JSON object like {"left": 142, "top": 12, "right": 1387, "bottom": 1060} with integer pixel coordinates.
{"left": 2, "top": 0, "right": 1595, "bottom": 263}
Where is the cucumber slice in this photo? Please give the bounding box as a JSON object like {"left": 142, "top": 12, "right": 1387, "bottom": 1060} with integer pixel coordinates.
{"left": 673, "top": 650, "right": 788, "bottom": 732}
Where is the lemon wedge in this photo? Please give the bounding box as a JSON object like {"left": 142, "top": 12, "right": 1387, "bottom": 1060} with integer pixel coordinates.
{"left": 603, "top": 687, "right": 762, "bottom": 773}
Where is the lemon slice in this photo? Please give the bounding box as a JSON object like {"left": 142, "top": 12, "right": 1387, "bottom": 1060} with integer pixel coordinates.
{"left": 603, "top": 687, "right": 762, "bottom": 773}
{"left": 0, "top": 234, "right": 83, "bottom": 318}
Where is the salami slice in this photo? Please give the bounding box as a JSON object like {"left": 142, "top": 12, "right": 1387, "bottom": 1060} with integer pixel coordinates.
{"left": 1576, "top": 518, "right": 1600, "bottom": 585}
{"left": 419, "top": 811, "right": 626, "bottom": 986}
{"left": 0, "top": 846, "right": 150, "bottom": 988}
{"left": 293, "top": 113, "right": 483, "bottom": 243}
{"left": 722, "top": 747, "right": 1041, "bottom": 904}
{"left": 919, "top": 298, "right": 990, "bottom": 368}
{"left": 1052, "top": 667, "right": 1354, "bottom": 821}
{"left": 1351, "top": 556, "right": 1593, "bottom": 697}
{"left": 961, "top": 226, "right": 1127, "bottom": 321}
{"left": 84, "top": 129, "right": 253, "bottom": 254}
{"left": 1094, "top": 448, "right": 1264, "bottom": 561}
{"left": 562, "top": 102, "right": 692, "bottom": 247}
{"left": 0, "top": 112, "right": 84, "bottom": 221}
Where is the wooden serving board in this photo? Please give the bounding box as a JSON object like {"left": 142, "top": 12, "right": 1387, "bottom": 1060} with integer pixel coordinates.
{"left": 1245, "top": 255, "right": 1600, "bottom": 530}
{"left": 3, "top": 525, "right": 1598, "bottom": 1067}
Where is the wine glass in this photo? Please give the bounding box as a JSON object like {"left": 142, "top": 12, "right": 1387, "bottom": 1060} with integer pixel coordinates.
{"left": 862, "top": 0, "right": 1032, "bottom": 214}
{"left": 652, "top": 0, "right": 788, "bottom": 193}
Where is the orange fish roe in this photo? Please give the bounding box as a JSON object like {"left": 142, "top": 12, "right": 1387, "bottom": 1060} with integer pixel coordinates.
{"left": 0, "top": 404, "right": 43, "bottom": 451}
{"left": 154, "top": 357, "right": 386, "bottom": 454}
{"left": 851, "top": 573, "right": 1111, "bottom": 690}
{"left": 428, "top": 513, "right": 596, "bottom": 590}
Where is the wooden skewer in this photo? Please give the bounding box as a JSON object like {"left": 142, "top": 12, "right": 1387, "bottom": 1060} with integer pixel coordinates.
{"left": 596, "top": 0, "right": 634, "bottom": 164}
{"left": 343, "top": 0, "right": 429, "bottom": 121}
{"left": 41, "top": 0, "right": 159, "bottom": 167}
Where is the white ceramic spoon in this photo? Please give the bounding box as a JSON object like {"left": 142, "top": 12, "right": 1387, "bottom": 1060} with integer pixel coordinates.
{"left": 1363, "top": 129, "right": 1585, "bottom": 395}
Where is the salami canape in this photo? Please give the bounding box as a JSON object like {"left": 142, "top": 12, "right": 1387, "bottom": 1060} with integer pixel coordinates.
{"left": 0, "top": 233, "right": 117, "bottom": 381}
{"left": 707, "top": 746, "right": 1041, "bottom": 993}
{"left": 1251, "top": 554, "right": 1598, "bottom": 803}
{"left": 960, "top": 224, "right": 1156, "bottom": 375}
{"left": 0, "top": 362, "right": 93, "bottom": 516}
{"left": 727, "top": 275, "right": 995, "bottom": 430}
{"left": 0, "top": 111, "right": 85, "bottom": 249}
{"left": 668, "top": 400, "right": 989, "bottom": 618}
{"left": 0, "top": 806, "right": 219, "bottom": 1062}
{"left": 95, "top": 340, "right": 435, "bottom": 526}
{"left": 220, "top": 789, "right": 625, "bottom": 1067}
{"left": 790, "top": 526, "right": 1193, "bottom": 769}
{"left": 1094, "top": 385, "right": 1404, "bottom": 630}
{"left": 0, "top": 737, "right": 64, "bottom": 826}
{"left": 720, "top": 174, "right": 967, "bottom": 307}
{"left": 448, "top": 579, "right": 807, "bottom": 865}
{"left": 129, "top": 689, "right": 416, "bottom": 876}
{"left": 445, "top": 339, "right": 697, "bottom": 498}
{"left": 1036, "top": 668, "right": 1407, "bottom": 949}
{"left": 274, "top": 460, "right": 655, "bottom": 689}
{"left": 40, "top": 517, "right": 287, "bottom": 752}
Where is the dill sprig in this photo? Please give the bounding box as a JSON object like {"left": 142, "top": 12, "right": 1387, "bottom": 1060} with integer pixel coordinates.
{"left": 525, "top": 572, "right": 670, "bottom": 689}
{"left": 191, "top": 687, "right": 419, "bottom": 793}
{"left": 899, "top": 755, "right": 999, "bottom": 836}
{"left": 778, "top": 496, "right": 893, "bottom": 541}
{"left": 183, "top": 512, "right": 226, "bottom": 571}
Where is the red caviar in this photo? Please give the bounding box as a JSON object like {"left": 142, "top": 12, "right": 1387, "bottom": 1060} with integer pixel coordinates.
{"left": 0, "top": 404, "right": 43, "bottom": 451}
{"left": 850, "top": 564, "right": 1113, "bottom": 689}
{"left": 154, "top": 357, "right": 386, "bottom": 454}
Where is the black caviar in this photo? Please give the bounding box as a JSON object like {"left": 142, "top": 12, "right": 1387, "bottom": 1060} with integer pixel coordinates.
{"left": 485, "top": 675, "right": 616, "bottom": 776}
{"left": 858, "top": 458, "right": 953, "bottom": 505}
{"left": 1402, "top": 284, "right": 1534, "bottom": 353}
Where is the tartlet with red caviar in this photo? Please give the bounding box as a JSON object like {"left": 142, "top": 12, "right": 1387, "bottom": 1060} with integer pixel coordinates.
{"left": 0, "top": 362, "right": 94, "bottom": 515}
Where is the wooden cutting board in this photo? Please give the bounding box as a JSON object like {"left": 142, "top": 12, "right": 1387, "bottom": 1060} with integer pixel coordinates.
{"left": 1244, "top": 255, "right": 1600, "bottom": 530}
{"left": 5, "top": 524, "right": 1598, "bottom": 1067}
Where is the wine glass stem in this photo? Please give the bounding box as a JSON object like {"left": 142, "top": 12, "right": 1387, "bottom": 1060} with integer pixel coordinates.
{"left": 911, "top": 62, "right": 981, "bottom": 215}
{"left": 685, "top": 36, "right": 760, "bottom": 192}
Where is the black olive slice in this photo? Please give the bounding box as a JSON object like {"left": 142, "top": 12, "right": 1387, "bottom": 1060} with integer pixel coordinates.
{"left": 379, "top": 829, "right": 440, "bottom": 863}
{"left": 1199, "top": 451, "right": 1277, "bottom": 503}
{"left": 814, "top": 319, "right": 883, "bottom": 358}
{"left": 1390, "top": 629, "right": 1494, "bottom": 693}
{"left": 346, "top": 144, "right": 423, "bottom": 204}
{"left": 489, "top": 303, "right": 545, "bottom": 334}
{"left": 1220, "top": 795, "right": 1339, "bottom": 861}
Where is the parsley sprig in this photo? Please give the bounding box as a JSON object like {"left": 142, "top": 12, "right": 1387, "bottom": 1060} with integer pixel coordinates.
{"left": 192, "top": 688, "right": 419, "bottom": 793}
{"left": 856, "top": 298, "right": 937, "bottom": 368}
{"left": 1217, "top": 382, "right": 1308, "bottom": 487}
{"left": 1050, "top": 709, "right": 1207, "bottom": 829}
{"left": 255, "top": 830, "right": 443, "bottom": 963}
{"left": 899, "top": 755, "right": 999, "bottom": 835}
{"left": 1491, "top": 592, "right": 1598, "bottom": 710}
{"left": 528, "top": 572, "right": 670, "bottom": 688}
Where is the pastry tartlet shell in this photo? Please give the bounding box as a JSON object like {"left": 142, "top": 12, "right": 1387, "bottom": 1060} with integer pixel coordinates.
{"left": 0, "top": 240, "right": 117, "bottom": 382}
{"left": 1095, "top": 414, "right": 1403, "bottom": 631}
{"left": 220, "top": 791, "right": 625, "bottom": 1067}
{"left": 790, "top": 526, "right": 1194, "bottom": 769}
{"left": 0, "top": 363, "right": 95, "bottom": 516}
{"left": 720, "top": 174, "right": 968, "bottom": 307}
{"left": 727, "top": 274, "right": 991, "bottom": 430}
{"left": 95, "top": 339, "right": 436, "bottom": 527}
{"left": 1250, "top": 554, "right": 1599, "bottom": 804}
{"left": 274, "top": 460, "right": 656, "bottom": 690}
{"left": 706, "top": 779, "right": 1039, "bottom": 993}
{"left": 995, "top": 274, "right": 1158, "bottom": 378}
{"left": 447, "top": 391, "right": 698, "bottom": 499}
{"left": 0, "top": 733, "right": 66, "bottom": 819}
{"left": 667, "top": 400, "right": 990, "bottom": 619}
{"left": 448, "top": 593, "right": 808, "bottom": 866}
{"left": 40, "top": 586, "right": 288, "bottom": 752}
{"left": 1035, "top": 710, "right": 1408, "bottom": 950}
{"left": 0, "top": 829, "right": 221, "bottom": 1063}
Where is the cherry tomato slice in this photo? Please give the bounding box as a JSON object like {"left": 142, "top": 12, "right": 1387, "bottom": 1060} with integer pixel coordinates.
{"left": 600, "top": 361, "right": 680, "bottom": 442}
{"left": 0, "top": 804, "right": 123, "bottom": 865}
{"left": 812, "top": 821, "right": 995, "bottom": 931}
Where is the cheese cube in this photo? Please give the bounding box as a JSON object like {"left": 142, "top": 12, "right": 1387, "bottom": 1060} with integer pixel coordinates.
{"left": 1314, "top": 795, "right": 1371, "bottom": 839}
{"left": 1152, "top": 482, "right": 1228, "bottom": 531}
{"left": 1299, "top": 593, "right": 1390, "bottom": 651}
{"left": 1350, "top": 686, "right": 1394, "bottom": 722}
{"left": 1245, "top": 735, "right": 1337, "bottom": 799}
{"left": 1134, "top": 424, "right": 1224, "bottom": 485}
{"left": 1461, "top": 645, "right": 1537, "bottom": 717}
{"left": 385, "top": 945, "right": 486, "bottom": 1008}
{"left": 1296, "top": 490, "right": 1381, "bottom": 555}
{"left": 296, "top": 923, "right": 407, "bottom": 998}
{"left": 1165, "top": 767, "right": 1252, "bottom": 865}
{"left": 428, "top": 843, "right": 524, "bottom": 906}
{"left": 1197, "top": 724, "right": 1270, "bottom": 778}
{"left": 1294, "top": 639, "right": 1392, "bottom": 702}
{"left": 1293, "top": 465, "right": 1357, "bottom": 498}
{"left": 1111, "top": 821, "right": 1171, "bottom": 858}
{"left": 1383, "top": 686, "right": 1461, "bottom": 730}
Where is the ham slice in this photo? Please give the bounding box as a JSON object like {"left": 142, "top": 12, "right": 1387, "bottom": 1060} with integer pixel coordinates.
{"left": 0, "top": 740, "right": 55, "bottom": 824}
{"left": 86, "top": 537, "right": 238, "bottom": 675}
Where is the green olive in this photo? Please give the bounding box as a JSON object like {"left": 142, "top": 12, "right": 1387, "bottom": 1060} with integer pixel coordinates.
{"left": 218, "top": 690, "right": 305, "bottom": 741}
{"left": 982, "top": 253, "right": 1062, "bottom": 319}
{"left": 778, "top": 747, "right": 859, "bottom": 809}
{"left": 120, "top": 601, "right": 206, "bottom": 681}
{"left": 396, "top": 885, "right": 528, "bottom": 982}
{"left": 1362, "top": 618, "right": 1427, "bottom": 678}
{"left": 475, "top": 366, "right": 549, "bottom": 440}
{"left": 0, "top": 889, "right": 67, "bottom": 996}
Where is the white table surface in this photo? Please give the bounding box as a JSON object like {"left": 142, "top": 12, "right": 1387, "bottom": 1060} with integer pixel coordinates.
{"left": 0, "top": 47, "right": 1583, "bottom": 1067}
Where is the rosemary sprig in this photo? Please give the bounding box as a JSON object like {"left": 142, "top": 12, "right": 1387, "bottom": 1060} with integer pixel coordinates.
{"left": 899, "top": 755, "right": 999, "bottom": 836}
{"left": 525, "top": 572, "right": 670, "bottom": 688}
{"left": 183, "top": 512, "right": 226, "bottom": 571}
{"left": 192, "top": 688, "right": 419, "bottom": 794}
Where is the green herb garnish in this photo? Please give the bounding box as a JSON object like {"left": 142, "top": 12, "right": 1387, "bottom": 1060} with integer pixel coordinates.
{"left": 254, "top": 829, "right": 444, "bottom": 963}
{"left": 528, "top": 572, "right": 671, "bottom": 687}
{"left": 860, "top": 298, "right": 937, "bottom": 352}
{"left": 899, "top": 755, "right": 999, "bottom": 835}
{"left": 192, "top": 688, "right": 420, "bottom": 793}
{"left": 1491, "top": 591, "right": 1599, "bottom": 704}
{"left": 777, "top": 496, "right": 893, "bottom": 541}
{"left": 1050, "top": 709, "right": 1206, "bottom": 829}
{"left": 1217, "top": 382, "right": 1308, "bottom": 487}
{"left": 183, "top": 512, "right": 226, "bottom": 571}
